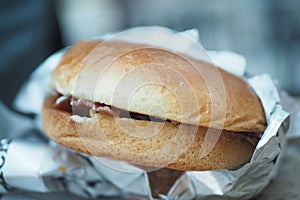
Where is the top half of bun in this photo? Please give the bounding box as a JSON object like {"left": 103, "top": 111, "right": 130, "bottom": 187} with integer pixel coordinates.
{"left": 51, "top": 40, "right": 266, "bottom": 134}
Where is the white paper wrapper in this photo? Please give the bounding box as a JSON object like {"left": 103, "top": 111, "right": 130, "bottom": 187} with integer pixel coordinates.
{"left": 1, "top": 27, "right": 291, "bottom": 199}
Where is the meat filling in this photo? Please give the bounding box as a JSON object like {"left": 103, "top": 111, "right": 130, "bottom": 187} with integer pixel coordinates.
{"left": 54, "top": 95, "right": 167, "bottom": 122}
{"left": 53, "top": 95, "right": 261, "bottom": 140}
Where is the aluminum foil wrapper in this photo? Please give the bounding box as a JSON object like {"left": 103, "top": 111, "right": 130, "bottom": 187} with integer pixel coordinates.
{"left": 0, "top": 27, "right": 291, "bottom": 199}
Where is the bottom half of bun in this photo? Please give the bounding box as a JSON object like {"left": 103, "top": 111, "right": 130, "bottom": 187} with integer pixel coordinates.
{"left": 41, "top": 94, "right": 260, "bottom": 171}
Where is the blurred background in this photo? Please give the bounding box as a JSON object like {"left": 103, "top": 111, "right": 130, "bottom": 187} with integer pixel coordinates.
{"left": 1, "top": 0, "right": 300, "bottom": 109}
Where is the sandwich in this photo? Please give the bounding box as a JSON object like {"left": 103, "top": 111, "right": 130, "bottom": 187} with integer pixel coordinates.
{"left": 41, "top": 40, "right": 266, "bottom": 171}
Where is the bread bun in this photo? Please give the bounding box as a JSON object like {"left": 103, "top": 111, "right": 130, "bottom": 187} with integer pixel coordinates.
{"left": 51, "top": 40, "right": 266, "bottom": 133}
{"left": 42, "top": 94, "right": 259, "bottom": 171}
{"left": 41, "top": 40, "right": 266, "bottom": 171}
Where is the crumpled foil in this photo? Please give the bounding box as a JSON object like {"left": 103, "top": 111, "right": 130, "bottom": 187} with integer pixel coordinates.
{"left": 0, "top": 27, "right": 291, "bottom": 199}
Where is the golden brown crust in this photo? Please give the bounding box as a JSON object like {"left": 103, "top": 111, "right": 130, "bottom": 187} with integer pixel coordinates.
{"left": 51, "top": 40, "right": 266, "bottom": 133}
{"left": 42, "top": 94, "right": 259, "bottom": 171}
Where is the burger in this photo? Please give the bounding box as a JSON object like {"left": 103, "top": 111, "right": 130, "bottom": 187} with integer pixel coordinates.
{"left": 41, "top": 40, "right": 266, "bottom": 173}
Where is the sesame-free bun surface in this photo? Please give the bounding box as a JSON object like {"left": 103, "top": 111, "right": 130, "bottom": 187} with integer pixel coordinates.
{"left": 42, "top": 94, "right": 258, "bottom": 171}
{"left": 51, "top": 40, "right": 266, "bottom": 134}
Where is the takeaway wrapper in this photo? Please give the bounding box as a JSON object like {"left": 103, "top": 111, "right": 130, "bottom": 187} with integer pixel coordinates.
{"left": 0, "top": 27, "right": 291, "bottom": 199}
